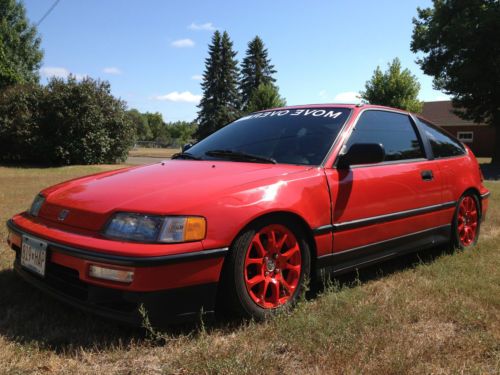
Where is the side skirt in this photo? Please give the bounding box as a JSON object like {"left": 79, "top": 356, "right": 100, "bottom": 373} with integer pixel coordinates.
{"left": 316, "top": 224, "right": 451, "bottom": 276}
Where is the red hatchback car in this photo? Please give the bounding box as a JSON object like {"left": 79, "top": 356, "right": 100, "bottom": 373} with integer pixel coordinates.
{"left": 6, "top": 104, "right": 489, "bottom": 324}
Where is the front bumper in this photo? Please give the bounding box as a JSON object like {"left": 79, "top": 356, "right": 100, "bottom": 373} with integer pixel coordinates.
{"left": 7, "top": 218, "right": 228, "bottom": 325}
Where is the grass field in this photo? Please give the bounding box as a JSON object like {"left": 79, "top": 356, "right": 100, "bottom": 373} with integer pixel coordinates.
{"left": 0, "top": 165, "right": 498, "bottom": 374}
{"left": 477, "top": 157, "right": 493, "bottom": 165}
{"left": 128, "top": 147, "right": 180, "bottom": 158}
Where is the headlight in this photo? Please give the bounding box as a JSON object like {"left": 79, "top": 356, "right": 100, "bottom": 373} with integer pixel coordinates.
{"left": 29, "top": 194, "right": 45, "bottom": 216}
{"left": 104, "top": 213, "right": 206, "bottom": 243}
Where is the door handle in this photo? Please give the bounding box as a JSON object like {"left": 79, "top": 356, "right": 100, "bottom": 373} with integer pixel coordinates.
{"left": 421, "top": 170, "right": 434, "bottom": 181}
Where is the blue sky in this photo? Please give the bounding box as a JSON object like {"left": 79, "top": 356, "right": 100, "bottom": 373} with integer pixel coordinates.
{"left": 24, "top": 0, "right": 448, "bottom": 122}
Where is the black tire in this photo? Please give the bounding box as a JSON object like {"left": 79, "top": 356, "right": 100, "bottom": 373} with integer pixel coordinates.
{"left": 220, "top": 217, "right": 311, "bottom": 320}
{"left": 451, "top": 193, "right": 481, "bottom": 250}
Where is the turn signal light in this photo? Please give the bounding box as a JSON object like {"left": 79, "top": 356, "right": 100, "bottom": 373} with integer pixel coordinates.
{"left": 184, "top": 217, "right": 207, "bottom": 241}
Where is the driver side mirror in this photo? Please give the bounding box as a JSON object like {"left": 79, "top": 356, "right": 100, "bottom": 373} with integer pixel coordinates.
{"left": 337, "top": 143, "right": 385, "bottom": 169}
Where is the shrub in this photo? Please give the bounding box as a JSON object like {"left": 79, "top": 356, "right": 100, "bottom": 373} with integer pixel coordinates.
{"left": 0, "top": 83, "right": 43, "bottom": 161}
{"left": 39, "top": 76, "right": 135, "bottom": 164}
{"left": 0, "top": 76, "right": 135, "bottom": 164}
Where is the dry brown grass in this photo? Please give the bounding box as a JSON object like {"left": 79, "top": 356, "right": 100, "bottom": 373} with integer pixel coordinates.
{"left": 477, "top": 157, "right": 492, "bottom": 164}
{"left": 128, "top": 147, "right": 180, "bottom": 158}
{"left": 0, "top": 166, "right": 499, "bottom": 374}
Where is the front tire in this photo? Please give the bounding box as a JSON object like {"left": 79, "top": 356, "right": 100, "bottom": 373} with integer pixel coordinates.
{"left": 223, "top": 218, "right": 311, "bottom": 320}
{"left": 452, "top": 193, "right": 480, "bottom": 249}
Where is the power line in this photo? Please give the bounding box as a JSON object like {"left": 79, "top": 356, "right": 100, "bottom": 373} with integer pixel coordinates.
{"left": 36, "top": 0, "right": 61, "bottom": 27}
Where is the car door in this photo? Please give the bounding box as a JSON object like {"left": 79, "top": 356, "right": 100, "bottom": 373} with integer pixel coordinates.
{"left": 324, "top": 109, "right": 449, "bottom": 257}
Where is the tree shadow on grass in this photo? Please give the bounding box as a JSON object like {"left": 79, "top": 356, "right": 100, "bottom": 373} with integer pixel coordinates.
{"left": 0, "top": 162, "right": 65, "bottom": 169}
{"left": 0, "top": 244, "right": 454, "bottom": 354}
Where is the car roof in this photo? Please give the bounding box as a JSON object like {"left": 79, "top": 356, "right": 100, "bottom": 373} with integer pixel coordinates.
{"left": 257, "top": 103, "right": 411, "bottom": 114}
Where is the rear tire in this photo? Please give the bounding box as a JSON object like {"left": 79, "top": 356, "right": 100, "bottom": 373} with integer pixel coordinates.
{"left": 222, "top": 217, "right": 311, "bottom": 320}
{"left": 452, "top": 193, "right": 480, "bottom": 249}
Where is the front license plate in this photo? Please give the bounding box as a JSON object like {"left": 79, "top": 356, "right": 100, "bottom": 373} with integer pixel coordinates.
{"left": 20, "top": 235, "right": 48, "bottom": 277}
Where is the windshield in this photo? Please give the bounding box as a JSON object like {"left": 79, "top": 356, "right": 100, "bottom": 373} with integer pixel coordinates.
{"left": 187, "top": 107, "right": 351, "bottom": 165}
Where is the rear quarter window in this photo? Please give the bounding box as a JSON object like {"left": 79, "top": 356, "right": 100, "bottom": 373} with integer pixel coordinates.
{"left": 416, "top": 118, "right": 466, "bottom": 158}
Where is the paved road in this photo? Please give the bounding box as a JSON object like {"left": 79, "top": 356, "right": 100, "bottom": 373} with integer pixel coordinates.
{"left": 126, "top": 156, "right": 167, "bottom": 165}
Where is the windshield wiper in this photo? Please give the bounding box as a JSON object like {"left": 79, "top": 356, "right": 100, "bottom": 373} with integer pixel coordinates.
{"left": 171, "top": 152, "right": 201, "bottom": 160}
{"left": 205, "top": 149, "right": 277, "bottom": 164}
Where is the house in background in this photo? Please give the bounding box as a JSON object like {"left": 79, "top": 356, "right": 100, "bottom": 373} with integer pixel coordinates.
{"left": 422, "top": 101, "right": 495, "bottom": 158}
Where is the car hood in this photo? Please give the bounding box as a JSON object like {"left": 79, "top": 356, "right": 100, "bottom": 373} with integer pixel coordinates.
{"left": 38, "top": 160, "right": 311, "bottom": 231}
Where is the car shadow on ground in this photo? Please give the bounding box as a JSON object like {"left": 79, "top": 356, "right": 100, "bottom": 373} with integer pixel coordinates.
{"left": 310, "top": 245, "right": 454, "bottom": 298}
{"left": 0, "top": 244, "right": 454, "bottom": 354}
{"left": 0, "top": 268, "right": 144, "bottom": 352}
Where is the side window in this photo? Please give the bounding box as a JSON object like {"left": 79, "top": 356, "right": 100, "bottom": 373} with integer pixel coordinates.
{"left": 346, "top": 110, "right": 424, "bottom": 162}
{"left": 416, "top": 118, "right": 465, "bottom": 158}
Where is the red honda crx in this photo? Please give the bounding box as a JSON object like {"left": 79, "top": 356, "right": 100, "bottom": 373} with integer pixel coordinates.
{"left": 6, "top": 104, "right": 489, "bottom": 325}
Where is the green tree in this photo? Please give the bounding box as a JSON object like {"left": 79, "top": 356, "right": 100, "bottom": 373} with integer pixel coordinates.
{"left": 240, "top": 36, "right": 277, "bottom": 110}
{"left": 246, "top": 83, "right": 286, "bottom": 113}
{"left": 0, "top": 0, "right": 43, "bottom": 89}
{"left": 361, "top": 58, "right": 422, "bottom": 113}
{"left": 196, "top": 31, "right": 241, "bottom": 140}
{"left": 165, "top": 121, "right": 197, "bottom": 144}
{"left": 144, "top": 112, "right": 167, "bottom": 142}
{"left": 411, "top": 0, "right": 500, "bottom": 164}
{"left": 127, "top": 108, "right": 152, "bottom": 141}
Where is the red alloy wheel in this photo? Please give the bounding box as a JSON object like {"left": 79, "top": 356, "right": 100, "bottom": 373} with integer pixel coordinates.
{"left": 243, "top": 224, "right": 302, "bottom": 309}
{"left": 457, "top": 196, "right": 479, "bottom": 246}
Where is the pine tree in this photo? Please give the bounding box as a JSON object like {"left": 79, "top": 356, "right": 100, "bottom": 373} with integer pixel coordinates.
{"left": 240, "top": 36, "right": 277, "bottom": 110}
{"left": 196, "top": 31, "right": 240, "bottom": 140}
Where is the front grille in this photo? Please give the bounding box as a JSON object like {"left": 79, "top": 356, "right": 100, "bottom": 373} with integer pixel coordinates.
{"left": 45, "top": 262, "right": 88, "bottom": 300}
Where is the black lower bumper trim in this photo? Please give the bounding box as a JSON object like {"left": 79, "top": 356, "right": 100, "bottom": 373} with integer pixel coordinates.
{"left": 14, "top": 261, "right": 218, "bottom": 326}
{"left": 317, "top": 224, "right": 451, "bottom": 275}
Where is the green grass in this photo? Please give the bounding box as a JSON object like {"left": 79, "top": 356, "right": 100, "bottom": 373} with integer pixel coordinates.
{"left": 0, "top": 165, "right": 498, "bottom": 374}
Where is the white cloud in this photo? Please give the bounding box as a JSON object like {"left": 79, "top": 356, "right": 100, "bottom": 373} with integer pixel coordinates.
{"left": 191, "top": 74, "right": 203, "bottom": 81}
{"left": 40, "top": 66, "right": 86, "bottom": 80}
{"left": 155, "top": 91, "right": 201, "bottom": 103}
{"left": 40, "top": 66, "right": 70, "bottom": 78}
{"left": 333, "top": 91, "right": 361, "bottom": 103}
{"left": 102, "top": 67, "right": 122, "bottom": 75}
{"left": 171, "top": 38, "right": 195, "bottom": 48}
{"left": 189, "top": 22, "right": 216, "bottom": 31}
